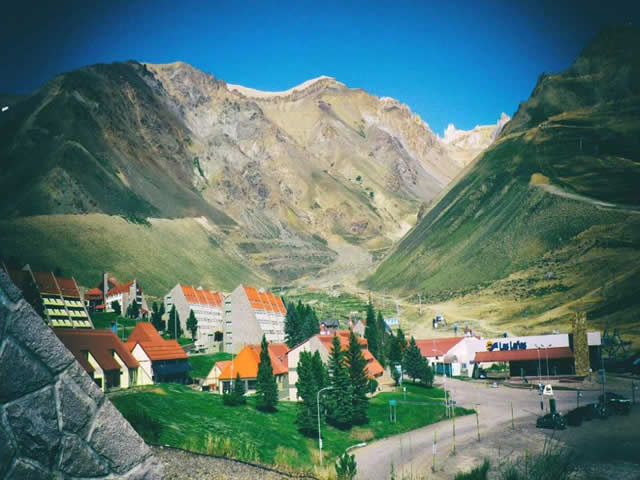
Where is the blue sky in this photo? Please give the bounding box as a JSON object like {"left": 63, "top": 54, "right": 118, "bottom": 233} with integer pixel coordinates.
{"left": 1, "top": 0, "right": 638, "bottom": 135}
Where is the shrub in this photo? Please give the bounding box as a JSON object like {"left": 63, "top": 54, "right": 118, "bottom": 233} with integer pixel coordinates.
{"left": 455, "top": 459, "right": 490, "bottom": 480}
{"left": 335, "top": 451, "right": 357, "bottom": 480}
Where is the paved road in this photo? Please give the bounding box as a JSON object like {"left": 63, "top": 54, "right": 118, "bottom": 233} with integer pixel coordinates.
{"left": 353, "top": 378, "right": 601, "bottom": 480}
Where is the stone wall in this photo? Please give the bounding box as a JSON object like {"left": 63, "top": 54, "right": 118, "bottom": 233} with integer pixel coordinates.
{"left": 0, "top": 270, "right": 164, "bottom": 479}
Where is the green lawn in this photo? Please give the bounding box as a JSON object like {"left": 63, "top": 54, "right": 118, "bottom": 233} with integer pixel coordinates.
{"left": 91, "top": 312, "right": 139, "bottom": 340}
{"left": 110, "top": 383, "right": 470, "bottom": 473}
{"left": 188, "top": 352, "right": 233, "bottom": 378}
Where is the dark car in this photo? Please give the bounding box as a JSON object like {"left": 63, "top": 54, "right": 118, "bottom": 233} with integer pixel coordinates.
{"left": 536, "top": 412, "right": 567, "bottom": 430}
{"left": 599, "top": 392, "right": 632, "bottom": 415}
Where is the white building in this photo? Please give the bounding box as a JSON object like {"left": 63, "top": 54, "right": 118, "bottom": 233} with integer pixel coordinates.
{"left": 164, "top": 283, "right": 224, "bottom": 346}
{"left": 223, "top": 285, "right": 286, "bottom": 353}
{"left": 105, "top": 279, "right": 147, "bottom": 317}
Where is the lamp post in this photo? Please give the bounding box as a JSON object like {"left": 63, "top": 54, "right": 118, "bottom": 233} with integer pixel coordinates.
{"left": 545, "top": 344, "right": 551, "bottom": 379}
{"left": 317, "top": 385, "right": 333, "bottom": 465}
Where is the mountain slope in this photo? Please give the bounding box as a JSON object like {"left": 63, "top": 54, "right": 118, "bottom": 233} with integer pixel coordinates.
{"left": 368, "top": 25, "right": 640, "bottom": 342}
{"left": 0, "top": 61, "right": 467, "bottom": 294}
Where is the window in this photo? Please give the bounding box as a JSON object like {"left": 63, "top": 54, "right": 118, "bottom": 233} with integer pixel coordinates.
{"left": 247, "top": 380, "right": 257, "bottom": 391}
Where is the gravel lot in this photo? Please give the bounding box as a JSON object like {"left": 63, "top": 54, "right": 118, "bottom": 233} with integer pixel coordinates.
{"left": 151, "top": 446, "right": 314, "bottom": 480}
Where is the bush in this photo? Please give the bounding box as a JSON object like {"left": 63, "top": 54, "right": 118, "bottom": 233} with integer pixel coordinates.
{"left": 123, "top": 409, "right": 162, "bottom": 442}
{"left": 455, "top": 459, "right": 490, "bottom": 480}
{"left": 335, "top": 451, "right": 357, "bottom": 480}
{"left": 499, "top": 442, "right": 574, "bottom": 480}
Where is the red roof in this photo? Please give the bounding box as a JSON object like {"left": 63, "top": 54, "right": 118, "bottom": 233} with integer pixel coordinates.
{"left": 317, "top": 331, "right": 383, "bottom": 378}
{"left": 125, "top": 323, "right": 188, "bottom": 361}
{"left": 474, "top": 347, "right": 574, "bottom": 363}
{"left": 107, "top": 281, "right": 134, "bottom": 297}
{"left": 415, "top": 337, "right": 465, "bottom": 357}
{"left": 180, "top": 284, "right": 223, "bottom": 307}
{"left": 243, "top": 286, "right": 286, "bottom": 315}
{"left": 85, "top": 287, "right": 103, "bottom": 299}
{"left": 219, "top": 343, "right": 289, "bottom": 380}
{"left": 57, "top": 277, "right": 81, "bottom": 298}
{"left": 54, "top": 328, "right": 139, "bottom": 374}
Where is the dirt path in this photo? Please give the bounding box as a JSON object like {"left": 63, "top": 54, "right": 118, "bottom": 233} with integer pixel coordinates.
{"left": 352, "top": 378, "right": 603, "bottom": 479}
{"left": 534, "top": 183, "right": 640, "bottom": 212}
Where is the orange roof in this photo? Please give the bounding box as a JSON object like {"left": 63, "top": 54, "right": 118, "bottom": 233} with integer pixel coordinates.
{"left": 54, "top": 328, "right": 139, "bottom": 373}
{"left": 125, "top": 323, "right": 187, "bottom": 361}
{"left": 107, "top": 281, "right": 134, "bottom": 297}
{"left": 32, "top": 271, "right": 60, "bottom": 295}
{"left": 243, "top": 286, "right": 286, "bottom": 314}
{"left": 415, "top": 337, "right": 465, "bottom": 357}
{"left": 85, "top": 287, "right": 103, "bottom": 299}
{"left": 219, "top": 343, "right": 289, "bottom": 380}
{"left": 213, "top": 360, "right": 232, "bottom": 373}
{"left": 180, "top": 284, "right": 223, "bottom": 307}
{"left": 126, "top": 322, "right": 164, "bottom": 345}
{"left": 474, "top": 347, "right": 574, "bottom": 363}
{"left": 316, "top": 331, "right": 383, "bottom": 378}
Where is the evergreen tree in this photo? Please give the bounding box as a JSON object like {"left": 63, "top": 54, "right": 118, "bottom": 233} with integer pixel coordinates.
{"left": 234, "top": 372, "right": 246, "bottom": 403}
{"left": 295, "top": 351, "right": 318, "bottom": 436}
{"left": 256, "top": 335, "right": 278, "bottom": 412}
{"left": 418, "top": 358, "right": 434, "bottom": 388}
{"left": 284, "top": 301, "right": 301, "bottom": 347}
{"left": 311, "top": 350, "right": 329, "bottom": 389}
{"left": 346, "top": 330, "right": 369, "bottom": 425}
{"left": 186, "top": 309, "right": 198, "bottom": 340}
{"left": 403, "top": 337, "right": 424, "bottom": 383}
{"left": 389, "top": 331, "right": 402, "bottom": 367}
{"left": 167, "top": 305, "right": 182, "bottom": 339}
{"left": 111, "top": 300, "right": 121, "bottom": 316}
{"left": 396, "top": 328, "right": 407, "bottom": 358}
{"left": 151, "top": 302, "right": 165, "bottom": 331}
{"left": 364, "top": 300, "right": 379, "bottom": 361}
{"left": 376, "top": 311, "right": 388, "bottom": 367}
{"left": 326, "top": 334, "right": 353, "bottom": 429}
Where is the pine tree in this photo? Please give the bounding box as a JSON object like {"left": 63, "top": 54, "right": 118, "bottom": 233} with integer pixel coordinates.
{"left": 396, "top": 328, "right": 407, "bottom": 358}
{"left": 295, "top": 351, "right": 318, "bottom": 436}
{"left": 167, "top": 305, "right": 182, "bottom": 339}
{"left": 284, "top": 301, "right": 301, "bottom": 347}
{"left": 130, "top": 299, "right": 140, "bottom": 318}
{"left": 151, "top": 302, "right": 165, "bottom": 331}
{"left": 376, "top": 311, "right": 388, "bottom": 367}
{"left": 326, "top": 335, "right": 353, "bottom": 429}
{"left": 311, "top": 350, "right": 329, "bottom": 389}
{"left": 346, "top": 330, "right": 369, "bottom": 425}
{"left": 364, "top": 300, "right": 379, "bottom": 361}
{"left": 403, "top": 337, "right": 423, "bottom": 383}
{"left": 234, "top": 372, "right": 247, "bottom": 403}
{"left": 111, "top": 300, "right": 121, "bottom": 315}
{"left": 389, "top": 330, "right": 402, "bottom": 366}
{"left": 418, "top": 358, "right": 434, "bottom": 388}
{"left": 256, "top": 335, "right": 278, "bottom": 412}
{"left": 186, "top": 309, "right": 198, "bottom": 340}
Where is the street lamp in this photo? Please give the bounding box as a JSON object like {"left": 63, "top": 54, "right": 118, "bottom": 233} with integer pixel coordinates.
{"left": 317, "top": 385, "right": 333, "bottom": 465}
{"left": 535, "top": 346, "right": 542, "bottom": 384}
{"left": 545, "top": 344, "right": 551, "bottom": 378}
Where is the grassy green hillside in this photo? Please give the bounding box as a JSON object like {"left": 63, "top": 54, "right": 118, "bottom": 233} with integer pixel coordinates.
{"left": 368, "top": 25, "right": 640, "bottom": 344}
{"left": 0, "top": 214, "right": 263, "bottom": 296}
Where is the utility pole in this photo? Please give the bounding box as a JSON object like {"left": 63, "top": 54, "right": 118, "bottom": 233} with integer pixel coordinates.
{"left": 317, "top": 386, "right": 333, "bottom": 466}
{"left": 418, "top": 293, "right": 422, "bottom": 314}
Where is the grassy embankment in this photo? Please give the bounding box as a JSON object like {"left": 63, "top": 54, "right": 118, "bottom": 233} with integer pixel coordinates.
{"left": 187, "top": 352, "right": 233, "bottom": 379}
{"left": 111, "top": 383, "right": 469, "bottom": 473}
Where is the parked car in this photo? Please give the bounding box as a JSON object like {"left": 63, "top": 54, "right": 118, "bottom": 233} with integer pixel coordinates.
{"left": 599, "top": 392, "right": 632, "bottom": 415}
{"left": 536, "top": 413, "right": 567, "bottom": 430}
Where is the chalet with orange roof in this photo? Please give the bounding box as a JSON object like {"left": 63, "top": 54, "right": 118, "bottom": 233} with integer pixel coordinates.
{"left": 125, "top": 322, "right": 191, "bottom": 383}
{"left": 223, "top": 285, "right": 287, "bottom": 353}
{"left": 2, "top": 262, "right": 93, "bottom": 328}
{"left": 105, "top": 278, "right": 147, "bottom": 318}
{"left": 286, "top": 330, "right": 384, "bottom": 401}
{"left": 164, "top": 283, "right": 224, "bottom": 346}
{"left": 415, "top": 336, "right": 486, "bottom": 377}
{"left": 54, "top": 328, "right": 146, "bottom": 391}
{"left": 215, "top": 343, "right": 289, "bottom": 397}
{"left": 203, "top": 360, "right": 232, "bottom": 389}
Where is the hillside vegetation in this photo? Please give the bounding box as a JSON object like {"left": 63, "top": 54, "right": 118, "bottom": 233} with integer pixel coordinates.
{"left": 368, "top": 25, "right": 640, "bottom": 343}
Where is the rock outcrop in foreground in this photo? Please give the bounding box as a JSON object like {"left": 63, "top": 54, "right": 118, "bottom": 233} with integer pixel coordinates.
{"left": 0, "top": 270, "right": 163, "bottom": 479}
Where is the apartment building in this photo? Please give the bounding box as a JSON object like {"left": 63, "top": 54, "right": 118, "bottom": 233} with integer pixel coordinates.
{"left": 223, "top": 285, "right": 286, "bottom": 353}
{"left": 105, "top": 278, "right": 147, "bottom": 317}
{"left": 164, "top": 283, "right": 224, "bottom": 345}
